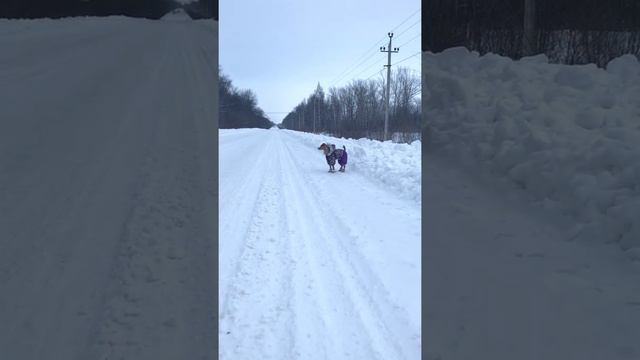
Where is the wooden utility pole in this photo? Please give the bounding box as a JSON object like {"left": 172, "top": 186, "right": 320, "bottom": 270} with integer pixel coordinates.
{"left": 523, "top": 0, "right": 536, "bottom": 56}
{"left": 380, "top": 32, "right": 399, "bottom": 141}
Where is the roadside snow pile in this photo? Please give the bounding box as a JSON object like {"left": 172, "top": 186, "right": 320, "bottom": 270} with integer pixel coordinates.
{"left": 283, "top": 130, "right": 421, "bottom": 203}
{"left": 424, "top": 47, "right": 640, "bottom": 252}
{"left": 161, "top": 8, "right": 192, "bottom": 21}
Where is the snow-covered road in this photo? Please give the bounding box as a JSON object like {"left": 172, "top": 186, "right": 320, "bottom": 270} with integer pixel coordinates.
{"left": 425, "top": 155, "right": 640, "bottom": 360}
{"left": 219, "top": 128, "right": 421, "bottom": 359}
{"left": 0, "top": 17, "right": 217, "bottom": 359}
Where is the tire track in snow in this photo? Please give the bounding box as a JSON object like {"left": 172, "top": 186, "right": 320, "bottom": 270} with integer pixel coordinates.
{"left": 276, "top": 137, "right": 338, "bottom": 360}
{"left": 219, "top": 133, "right": 276, "bottom": 310}
{"left": 276, "top": 131, "right": 405, "bottom": 359}
{"left": 219, "top": 133, "right": 295, "bottom": 360}
{"left": 86, "top": 25, "right": 216, "bottom": 360}
{"left": 220, "top": 129, "right": 420, "bottom": 359}
{"left": 218, "top": 132, "right": 274, "bottom": 216}
{"left": 280, "top": 134, "right": 421, "bottom": 359}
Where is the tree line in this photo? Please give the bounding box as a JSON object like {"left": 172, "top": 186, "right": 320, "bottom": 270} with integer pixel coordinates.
{"left": 425, "top": 0, "right": 640, "bottom": 66}
{"left": 219, "top": 69, "right": 273, "bottom": 130}
{"left": 1, "top": 0, "right": 215, "bottom": 20}
{"left": 280, "top": 67, "right": 421, "bottom": 142}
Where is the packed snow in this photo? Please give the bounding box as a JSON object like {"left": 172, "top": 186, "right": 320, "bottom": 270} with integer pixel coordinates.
{"left": 219, "top": 128, "right": 421, "bottom": 359}
{"left": 424, "top": 49, "right": 640, "bottom": 359}
{"left": 425, "top": 47, "right": 640, "bottom": 254}
{"left": 0, "top": 15, "right": 217, "bottom": 359}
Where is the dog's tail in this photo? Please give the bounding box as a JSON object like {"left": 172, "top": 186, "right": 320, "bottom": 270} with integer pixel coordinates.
{"left": 343, "top": 145, "right": 346, "bottom": 151}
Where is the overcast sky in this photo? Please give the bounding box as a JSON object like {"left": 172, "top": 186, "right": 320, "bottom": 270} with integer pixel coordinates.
{"left": 219, "top": 0, "right": 421, "bottom": 123}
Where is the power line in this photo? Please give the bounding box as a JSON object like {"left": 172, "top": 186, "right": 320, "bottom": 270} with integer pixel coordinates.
{"left": 389, "top": 8, "right": 420, "bottom": 33}
{"left": 329, "top": 7, "right": 420, "bottom": 87}
{"left": 329, "top": 36, "right": 387, "bottom": 86}
{"left": 393, "top": 18, "right": 421, "bottom": 41}
{"left": 351, "top": 53, "right": 385, "bottom": 80}
{"left": 352, "top": 46, "right": 415, "bottom": 82}
{"left": 365, "top": 68, "right": 385, "bottom": 81}
{"left": 393, "top": 51, "right": 421, "bottom": 66}
{"left": 352, "top": 34, "right": 421, "bottom": 82}
{"left": 396, "top": 32, "right": 421, "bottom": 49}
{"left": 330, "top": 46, "right": 385, "bottom": 87}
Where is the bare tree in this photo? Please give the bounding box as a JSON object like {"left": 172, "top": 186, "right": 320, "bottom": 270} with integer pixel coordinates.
{"left": 280, "top": 67, "right": 421, "bottom": 142}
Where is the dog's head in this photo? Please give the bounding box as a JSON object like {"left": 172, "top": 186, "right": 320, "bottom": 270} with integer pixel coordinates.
{"left": 318, "top": 143, "right": 330, "bottom": 155}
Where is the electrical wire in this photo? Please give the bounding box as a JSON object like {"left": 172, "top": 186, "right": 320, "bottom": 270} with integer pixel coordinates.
{"left": 329, "top": 7, "right": 421, "bottom": 87}
{"left": 392, "top": 51, "right": 421, "bottom": 66}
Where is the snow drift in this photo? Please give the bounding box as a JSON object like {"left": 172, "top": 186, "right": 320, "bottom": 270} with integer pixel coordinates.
{"left": 281, "top": 130, "right": 422, "bottom": 203}
{"left": 161, "top": 8, "right": 192, "bottom": 21}
{"left": 424, "top": 47, "right": 640, "bottom": 252}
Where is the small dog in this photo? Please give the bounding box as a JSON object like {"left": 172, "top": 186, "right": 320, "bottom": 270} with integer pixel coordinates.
{"left": 318, "top": 143, "right": 348, "bottom": 172}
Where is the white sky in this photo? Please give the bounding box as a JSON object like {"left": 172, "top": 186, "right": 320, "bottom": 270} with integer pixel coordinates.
{"left": 219, "top": 0, "right": 421, "bottom": 123}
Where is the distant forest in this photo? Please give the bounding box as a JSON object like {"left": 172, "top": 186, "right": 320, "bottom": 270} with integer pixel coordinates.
{"left": 0, "top": 0, "right": 216, "bottom": 20}
{"left": 425, "top": 0, "right": 640, "bottom": 66}
{"left": 281, "top": 67, "right": 421, "bottom": 143}
{"left": 219, "top": 69, "right": 273, "bottom": 130}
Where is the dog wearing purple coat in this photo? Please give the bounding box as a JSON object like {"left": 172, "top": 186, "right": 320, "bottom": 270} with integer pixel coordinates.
{"left": 318, "top": 143, "right": 348, "bottom": 172}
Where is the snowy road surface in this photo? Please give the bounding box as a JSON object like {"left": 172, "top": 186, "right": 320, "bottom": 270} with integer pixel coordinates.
{"left": 219, "top": 128, "right": 421, "bottom": 359}
{"left": 0, "top": 17, "right": 217, "bottom": 359}
{"left": 425, "top": 155, "right": 640, "bottom": 360}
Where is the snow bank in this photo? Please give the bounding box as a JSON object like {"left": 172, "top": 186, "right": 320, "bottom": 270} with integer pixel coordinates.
{"left": 424, "top": 47, "right": 640, "bottom": 252}
{"left": 282, "top": 130, "right": 421, "bottom": 203}
{"left": 0, "top": 15, "right": 148, "bottom": 24}
{"left": 161, "top": 8, "right": 192, "bottom": 21}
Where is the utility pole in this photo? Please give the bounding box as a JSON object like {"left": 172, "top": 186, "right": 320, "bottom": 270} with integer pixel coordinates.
{"left": 380, "top": 32, "right": 399, "bottom": 141}
{"left": 523, "top": 0, "right": 536, "bottom": 56}
{"left": 313, "top": 97, "right": 316, "bottom": 133}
